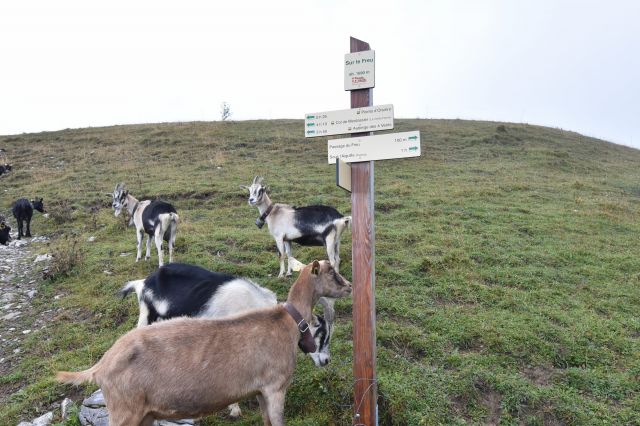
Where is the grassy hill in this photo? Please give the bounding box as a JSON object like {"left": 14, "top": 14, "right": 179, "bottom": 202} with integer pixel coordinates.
{"left": 0, "top": 119, "right": 639, "bottom": 425}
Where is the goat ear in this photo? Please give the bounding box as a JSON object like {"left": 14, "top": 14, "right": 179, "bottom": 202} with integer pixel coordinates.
{"left": 311, "top": 260, "right": 320, "bottom": 275}
{"left": 39, "top": 198, "right": 43, "bottom": 202}
{"left": 239, "top": 185, "right": 249, "bottom": 191}
{"left": 252, "top": 176, "right": 259, "bottom": 184}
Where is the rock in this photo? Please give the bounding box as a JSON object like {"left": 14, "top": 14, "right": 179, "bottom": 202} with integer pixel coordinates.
{"left": 34, "top": 254, "right": 52, "bottom": 263}
{"left": 119, "top": 252, "right": 131, "bottom": 257}
{"left": 27, "top": 290, "right": 37, "bottom": 298}
{"left": 87, "top": 236, "right": 96, "bottom": 242}
{"left": 82, "top": 389, "right": 106, "bottom": 407}
{"left": 32, "top": 412, "right": 54, "bottom": 426}
{"left": 61, "top": 398, "right": 75, "bottom": 420}
{"left": 1, "top": 292, "right": 16, "bottom": 302}
{"left": 102, "top": 270, "right": 112, "bottom": 276}
{"left": 2, "top": 311, "right": 20, "bottom": 321}
{"left": 22, "top": 329, "right": 32, "bottom": 335}
{"left": 79, "top": 405, "right": 109, "bottom": 426}
{"left": 17, "top": 422, "right": 32, "bottom": 426}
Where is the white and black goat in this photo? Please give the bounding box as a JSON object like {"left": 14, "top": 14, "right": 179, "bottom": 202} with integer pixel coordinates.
{"left": 111, "top": 183, "right": 179, "bottom": 267}
{"left": 121, "top": 262, "right": 336, "bottom": 418}
{"left": 240, "top": 176, "right": 351, "bottom": 278}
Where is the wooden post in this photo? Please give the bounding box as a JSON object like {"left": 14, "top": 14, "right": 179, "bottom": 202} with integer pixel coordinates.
{"left": 350, "top": 36, "right": 377, "bottom": 426}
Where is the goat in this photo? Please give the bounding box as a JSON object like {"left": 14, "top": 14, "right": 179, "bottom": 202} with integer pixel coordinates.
{"left": 0, "top": 149, "right": 10, "bottom": 176}
{"left": 0, "top": 215, "right": 11, "bottom": 245}
{"left": 0, "top": 163, "right": 11, "bottom": 176}
{"left": 58, "top": 260, "right": 351, "bottom": 426}
{"left": 240, "top": 176, "right": 351, "bottom": 278}
{"left": 111, "top": 183, "right": 179, "bottom": 267}
{"left": 121, "top": 262, "right": 336, "bottom": 418}
{"left": 11, "top": 198, "right": 45, "bottom": 239}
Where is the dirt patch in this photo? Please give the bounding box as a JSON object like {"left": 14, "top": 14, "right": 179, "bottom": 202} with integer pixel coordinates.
{"left": 522, "top": 365, "right": 558, "bottom": 386}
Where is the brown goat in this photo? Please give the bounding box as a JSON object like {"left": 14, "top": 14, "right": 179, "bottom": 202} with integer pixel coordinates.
{"left": 57, "top": 260, "right": 352, "bottom": 426}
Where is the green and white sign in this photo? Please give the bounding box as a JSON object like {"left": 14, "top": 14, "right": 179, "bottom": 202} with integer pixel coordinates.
{"left": 328, "top": 130, "right": 421, "bottom": 164}
{"left": 305, "top": 104, "right": 393, "bottom": 138}
{"left": 344, "top": 50, "right": 375, "bottom": 90}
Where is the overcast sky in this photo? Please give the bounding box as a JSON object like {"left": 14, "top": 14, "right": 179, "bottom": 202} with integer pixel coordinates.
{"left": 1, "top": 1, "right": 638, "bottom": 148}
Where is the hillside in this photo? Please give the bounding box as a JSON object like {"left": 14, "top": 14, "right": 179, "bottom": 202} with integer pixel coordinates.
{"left": 0, "top": 119, "right": 639, "bottom": 425}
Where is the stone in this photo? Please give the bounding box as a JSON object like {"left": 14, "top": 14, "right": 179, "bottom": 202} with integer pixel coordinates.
{"left": 27, "top": 290, "right": 37, "bottom": 298}
{"left": 34, "top": 254, "right": 52, "bottom": 263}
{"left": 87, "top": 236, "right": 96, "bottom": 242}
{"left": 82, "top": 389, "right": 106, "bottom": 407}
{"left": 61, "top": 398, "right": 75, "bottom": 420}
{"left": 17, "top": 422, "right": 32, "bottom": 426}
{"left": 79, "top": 405, "right": 109, "bottom": 426}
{"left": 2, "top": 311, "right": 20, "bottom": 321}
{"left": 32, "top": 412, "right": 54, "bottom": 426}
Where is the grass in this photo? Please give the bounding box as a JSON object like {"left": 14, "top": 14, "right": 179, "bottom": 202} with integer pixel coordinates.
{"left": 0, "top": 119, "right": 639, "bottom": 425}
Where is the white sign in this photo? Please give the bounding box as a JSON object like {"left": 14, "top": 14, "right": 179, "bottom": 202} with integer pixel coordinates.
{"left": 328, "top": 131, "right": 421, "bottom": 164}
{"left": 336, "top": 158, "right": 351, "bottom": 192}
{"left": 344, "top": 50, "right": 375, "bottom": 90}
{"left": 305, "top": 104, "right": 393, "bottom": 138}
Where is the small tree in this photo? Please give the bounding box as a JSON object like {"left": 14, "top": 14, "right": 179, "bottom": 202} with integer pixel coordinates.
{"left": 220, "top": 102, "right": 232, "bottom": 121}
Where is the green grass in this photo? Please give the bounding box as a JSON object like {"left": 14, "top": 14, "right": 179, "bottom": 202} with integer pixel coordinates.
{"left": 1, "top": 119, "right": 639, "bottom": 425}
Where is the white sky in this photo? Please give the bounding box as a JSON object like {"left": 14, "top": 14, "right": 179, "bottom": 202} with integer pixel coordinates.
{"left": 1, "top": 1, "right": 639, "bottom": 148}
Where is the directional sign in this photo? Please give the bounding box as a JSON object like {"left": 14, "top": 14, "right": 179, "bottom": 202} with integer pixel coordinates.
{"left": 328, "top": 130, "right": 421, "bottom": 164}
{"left": 344, "top": 50, "right": 375, "bottom": 90}
{"left": 336, "top": 158, "right": 352, "bottom": 192}
{"left": 305, "top": 104, "right": 393, "bottom": 138}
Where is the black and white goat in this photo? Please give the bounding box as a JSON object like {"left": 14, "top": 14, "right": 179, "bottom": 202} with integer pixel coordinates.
{"left": 240, "top": 176, "right": 351, "bottom": 278}
{"left": 0, "top": 149, "right": 11, "bottom": 176}
{"left": 121, "top": 262, "right": 336, "bottom": 418}
{"left": 111, "top": 183, "right": 179, "bottom": 267}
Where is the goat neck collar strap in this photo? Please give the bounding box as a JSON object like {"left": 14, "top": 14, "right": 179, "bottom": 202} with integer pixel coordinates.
{"left": 260, "top": 203, "right": 274, "bottom": 222}
{"left": 255, "top": 203, "right": 274, "bottom": 229}
{"left": 282, "top": 303, "right": 317, "bottom": 354}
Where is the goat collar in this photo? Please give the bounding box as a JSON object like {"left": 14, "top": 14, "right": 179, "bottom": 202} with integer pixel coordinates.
{"left": 128, "top": 201, "right": 139, "bottom": 227}
{"left": 255, "top": 203, "right": 274, "bottom": 229}
{"left": 282, "top": 302, "right": 317, "bottom": 354}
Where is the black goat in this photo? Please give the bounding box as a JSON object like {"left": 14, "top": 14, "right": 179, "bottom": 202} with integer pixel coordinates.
{"left": 12, "top": 198, "right": 46, "bottom": 239}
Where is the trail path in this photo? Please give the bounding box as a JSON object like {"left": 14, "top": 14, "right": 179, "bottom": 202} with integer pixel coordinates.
{"left": 0, "top": 235, "right": 51, "bottom": 393}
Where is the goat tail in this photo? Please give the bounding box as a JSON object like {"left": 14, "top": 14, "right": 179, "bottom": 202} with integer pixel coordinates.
{"left": 56, "top": 366, "right": 97, "bottom": 386}
{"left": 169, "top": 212, "right": 180, "bottom": 225}
{"left": 120, "top": 279, "right": 145, "bottom": 301}
{"left": 335, "top": 215, "right": 352, "bottom": 236}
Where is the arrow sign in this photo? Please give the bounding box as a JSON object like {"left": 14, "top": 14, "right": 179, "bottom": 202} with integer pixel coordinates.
{"left": 304, "top": 104, "right": 394, "bottom": 138}
{"left": 328, "top": 130, "right": 421, "bottom": 164}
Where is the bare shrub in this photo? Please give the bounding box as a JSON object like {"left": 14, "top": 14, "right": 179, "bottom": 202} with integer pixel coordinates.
{"left": 220, "top": 102, "right": 232, "bottom": 121}
{"left": 47, "top": 199, "right": 74, "bottom": 225}
{"left": 44, "top": 236, "right": 83, "bottom": 281}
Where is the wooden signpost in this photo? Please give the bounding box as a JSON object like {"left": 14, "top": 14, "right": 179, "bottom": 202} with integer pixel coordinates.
{"left": 305, "top": 36, "right": 421, "bottom": 425}
{"left": 349, "top": 36, "right": 377, "bottom": 426}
